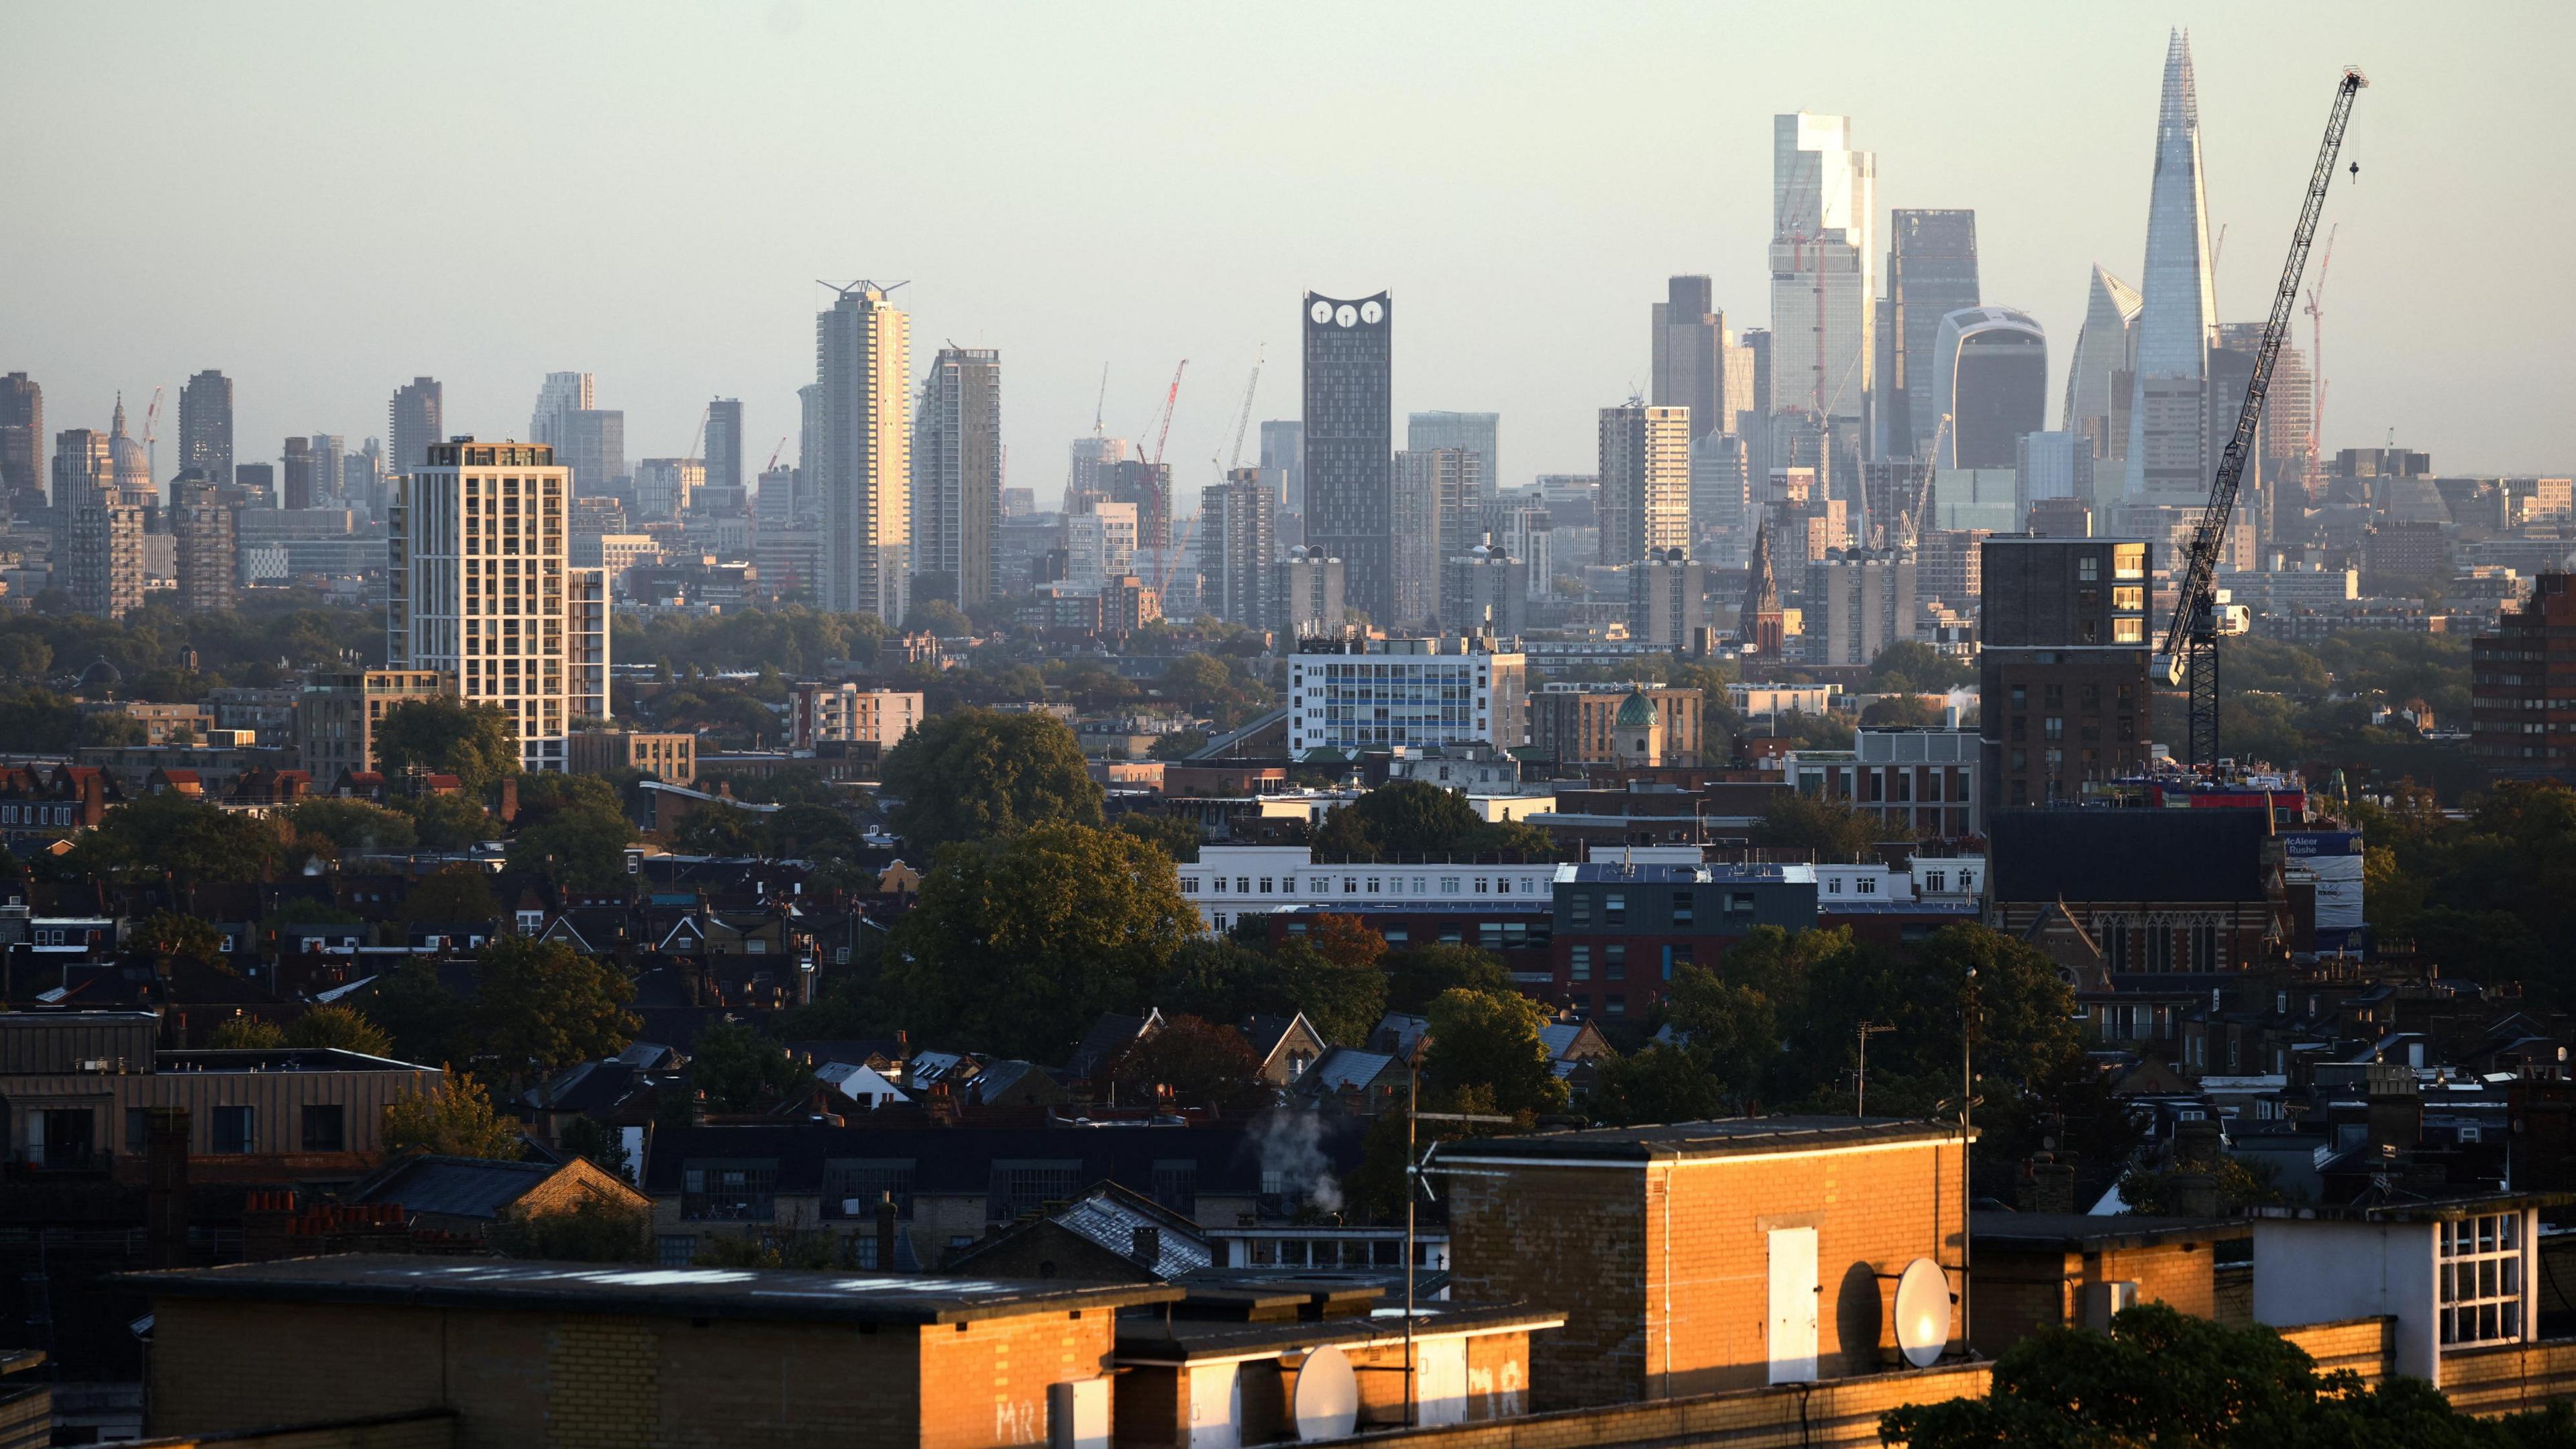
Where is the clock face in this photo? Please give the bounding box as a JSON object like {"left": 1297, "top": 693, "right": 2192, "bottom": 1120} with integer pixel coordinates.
{"left": 1360, "top": 300, "right": 1383, "bottom": 325}
{"left": 1336, "top": 304, "right": 1358, "bottom": 327}
{"left": 1310, "top": 301, "right": 1333, "bottom": 324}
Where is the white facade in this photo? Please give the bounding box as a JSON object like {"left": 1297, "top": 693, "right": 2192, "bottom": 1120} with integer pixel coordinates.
{"left": 633, "top": 456, "right": 704, "bottom": 521}
{"left": 1181, "top": 846, "right": 1562, "bottom": 932}
{"left": 1597, "top": 405, "right": 1690, "bottom": 564}
{"left": 387, "top": 438, "right": 611, "bottom": 770}
{"left": 814, "top": 283, "right": 912, "bottom": 623}
{"left": 1287, "top": 635, "right": 1527, "bottom": 758}
{"left": 1063, "top": 502, "right": 1138, "bottom": 590}
{"left": 790, "top": 684, "right": 923, "bottom": 750}
{"left": 530, "top": 372, "right": 594, "bottom": 449}
{"left": 2253, "top": 1205, "right": 2538, "bottom": 1388}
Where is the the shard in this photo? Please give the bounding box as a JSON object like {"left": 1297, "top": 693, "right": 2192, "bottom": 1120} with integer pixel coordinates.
{"left": 2062, "top": 264, "right": 2142, "bottom": 460}
{"left": 2121, "top": 29, "right": 2220, "bottom": 507}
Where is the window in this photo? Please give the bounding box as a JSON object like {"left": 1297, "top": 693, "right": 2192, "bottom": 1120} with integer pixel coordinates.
{"left": 989, "top": 1161, "right": 1082, "bottom": 1221}
{"left": 2078, "top": 556, "right": 2100, "bottom": 582}
{"left": 1570, "top": 945, "right": 1592, "bottom": 981}
{"left": 2114, "top": 545, "right": 2147, "bottom": 580}
{"left": 2114, "top": 618, "right": 2145, "bottom": 643}
{"left": 203, "top": 1104, "right": 256, "bottom": 1155}
{"left": 1180, "top": 877, "right": 1199, "bottom": 893}
{"left": 1570, "top": 894, "right": 1591, "bottom": 926}
{"left": 1440, "top": 876, "right": 1460, "bottom": 893}
{"left": 1604, "top": 893, "right": 1626, "bottom": 923}
{"left": 1605, "top": 945, "right": 1627, "bottom": 981}
{"left": 683, "top": 1162, "right": 778, "bottom": 1221}
{"left": 658, "top": 1234, "right": 699, "bottom": 1267}
{"left": 1923, "top": 871, "right": 1946, "bottom": 894}
{"left": 1152, "top": 1161, "right": 1198, "bottom": 1214}
{"left": 301, "top": 1105, "right": 345, "bottom": 1152}
{"left": 1258, "top": 878, "right": 1274, "bottom": 895}
{"left": 1857, "top": 876, "right": 1877, "bottom": 896}
{"left": 2440, "top": 1214, "right": 2524, "bottom": 1346}
{"left": 822, "top": 1160, "right": 916, "bottom": 1219}
{"left": 1671, "top": 891, "right": 1693, "bottom": 924}
{"left": 127, "top": 1107, "right": 151, "bottom": 1153}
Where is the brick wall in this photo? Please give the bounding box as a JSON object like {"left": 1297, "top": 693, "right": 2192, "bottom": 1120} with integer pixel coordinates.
{"left": 1448, "top": 1140, "right": 1964, "bottom": 1410}
{"left": 2439, "top": 1338, "right": 2576, "bottom": 1417}
{"left": 2278, "top": 1316, "right": 2394, "bottom": 1386}
{"left": 1305, "top": 1360, "right": 1993, "bottom": 1449}
{"left": 123, "top": 1410, "right": 456, "bottom": 1448}
{"left": 918, "top": 1307, "right": 1118, "bottom": 1449}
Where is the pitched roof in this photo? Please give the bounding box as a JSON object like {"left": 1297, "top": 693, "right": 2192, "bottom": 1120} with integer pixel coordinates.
{"left": 345, "top": 1155, "right": 638, "bottom": 1221}
{"left": 1066, "top": 1010, "right": 1163, "bottom": 1078}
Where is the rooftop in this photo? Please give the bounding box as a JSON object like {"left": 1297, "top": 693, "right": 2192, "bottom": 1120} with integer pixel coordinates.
{"left": 1970, "top": 1210, "right": 2249, "bottom": 1252}
{"left": 1440, "top": 1116, "right": 1962, "bottom": 1165}
{"left": 117, "top": 1254, "right": 1180, "bottom": 1326}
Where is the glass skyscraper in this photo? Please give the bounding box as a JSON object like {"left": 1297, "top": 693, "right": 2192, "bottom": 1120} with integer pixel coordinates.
{"left": 2123, "top": 30, "right": 2221, "bottom": 508}
{"left": 1882, "top": 211, "right": 1980, "bottom": 460}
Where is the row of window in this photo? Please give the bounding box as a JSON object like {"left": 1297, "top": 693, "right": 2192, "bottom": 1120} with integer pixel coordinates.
{"left": 682, "top": 1159, "right": 1203, "bottom": 1224}
{"left": 1566, "top": 890, "right": 1760, "bottom": 926}
{"left": 1187, "top": 874, "right": 1547, "bottom": 898}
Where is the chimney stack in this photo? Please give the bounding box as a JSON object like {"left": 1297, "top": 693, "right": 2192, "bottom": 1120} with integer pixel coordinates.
{"left": 1131, "top": 1225, "right": 1161, "bottom": 1270}
{"left": 875, "top": 1191, "right": 899, "bottom": 1272}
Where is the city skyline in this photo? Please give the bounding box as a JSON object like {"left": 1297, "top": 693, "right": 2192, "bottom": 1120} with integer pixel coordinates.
{"left": 2, "top": 3, "right": 2568, "bottom": 507}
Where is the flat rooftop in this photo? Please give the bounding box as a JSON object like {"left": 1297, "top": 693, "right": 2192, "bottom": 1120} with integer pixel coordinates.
{"left": 1440, "top": 1116, "right": 1962, "bottom": 1165}
{"left": 1971, "top": 1211, "right": 2250, "bottom": 1252}
{"left": 117, "top": 1254, "right": 1181, "bottom": 1326}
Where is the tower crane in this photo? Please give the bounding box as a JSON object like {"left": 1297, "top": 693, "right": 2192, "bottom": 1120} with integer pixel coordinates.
{"left": 765, "top": 436, "right": 790, "bottom": 472}
{"left": 1226, "top": 346, "right": 1265, "bottom": 472}
{"left": 1145, "top": 360, "right": 1187, "bottom": 592}
{"left": 1092, "top": 363, "right": 1110, "bottom": 437}
{"left": 2301, "top": 223, "right": 2340, "bottom": 499}
{"left": 1147, "top": 360, "right": 1186, "bottom": 470}
{"left": 142, "top": 384, "right": 164, "bottom": 478}
{"left": 2159, "top": 67, "right": 2367, "bottom": 769}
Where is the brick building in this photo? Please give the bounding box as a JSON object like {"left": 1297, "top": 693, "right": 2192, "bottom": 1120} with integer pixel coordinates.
{"left": 1977, "top": 535, "right": 2151, "bottom": 810}
{"left": 1968, "top": 1211, "right": 2249, "bottom": 1354}
{"left": 2471, "top": 572, "right": 2576, "bottom": 780}
{"left": 1547, "top": 862, "right": 1816, "bottom": 1019}
{"left": 1442, "top": 1118, "right": 1968, "bottom": 1409}
{"left": 1988, "top": 810, "right": 2283, "bottom": 972}
{"left": 566, "top": 728, "right": 698, "bottom": 786}
{"left": 1529, "top": 685, "right": 1704, "bottom": 767}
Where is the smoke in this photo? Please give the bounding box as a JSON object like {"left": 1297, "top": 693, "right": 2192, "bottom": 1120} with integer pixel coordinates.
{"left": 1249, "top": 1108, "right": 1344, "bottom": 1214}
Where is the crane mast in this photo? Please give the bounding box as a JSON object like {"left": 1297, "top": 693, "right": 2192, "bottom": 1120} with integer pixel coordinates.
{"left": 2159, "top": 66, "right": 2367, "bottom": 769}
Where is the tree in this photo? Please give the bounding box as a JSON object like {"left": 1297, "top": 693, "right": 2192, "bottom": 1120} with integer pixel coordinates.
{"left": 1587, "top": 1044, "right": 1727, "bottom": 1126}
{"left": 207, "top": 1015, "right": 286, "bottom": 1049}
{"left": 381, "top": 1077, "right": 525, "bottom": 1160}
{"left": 1116, "top": 812, "right": 1201, "bottom": 863}
{"left": 879, "top": 707, "right": 1104, "bottom": 849}
{"left": 1384, "top": 943, "right": 1513, "bottom": 1014}
{"left": 470, "top": 938, "right": 639, "bottom": 1087}
{"left": 505, "top": 776, "right": 637, "bottom": 889}
{"left": 1663, "top": 965, "right": 1784, "bottom": 1106}
{"left": 70, "top": 793, "right": 293, "bottom": 885}
{"left": 879, "top": 822, "right": 1192, "bottom": 1059}
{"left": 672, "top": 800, "right": 761, "bottom": 855}
{"left": 494, "top": 1195, "right": 649, "bottom": 1263}
{"left": 373, "top": 698, "right": 520, "bottom": 792}
{"left": 1111, "top": 1015, "right": 1265, "bottom": 1110}
{"left": 687, "top": 1020, "right": 808, "bottom": 1112}
{"left": 1880, "top": 1303, "right": 2551, "bottom": 1449}
{"left": 286, "top": 799, "right": 418, "bottom": 853}
{"left": 135, "top": 910, "right": 226, "bottom": 971}
{"left": 1866, "top": 639, "right": 1972, "bottom": 694}
{"left": 398, "top": 862, "right": 503, "bottom": 926}
{"left": 284, "top": 1004, "right": 395, "bottom": 1056}
{"left": 357, "top": 961, "right": 472, "bottom": 1068}
{"left": 765, "top": 802, "right": 860, "bottom": 859}
{"left": 1752, "top": 791, "right": 1887, "bottom": 861}
{"left": 402, "top": 791, "right": 497, "bottom": 851}
{"left": 1308, "top": 914, "right": 1388, "bottom": 974}
{"left": 1424, "top": 987, "right": 1568, "bottom": 1117}
{"left": 1264, "top": 941, "right": 1389, "bottom": 1046}
{"left": 557, "top": 1115, "right": 632, "bottom": 1178}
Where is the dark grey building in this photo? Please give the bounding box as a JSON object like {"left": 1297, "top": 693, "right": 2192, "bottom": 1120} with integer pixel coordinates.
{"left": 564, "top": 409, "right": 626, "bottom": 499}
{"left": 1882, "top": 210, "right": 1980, "bottom": 459}
{"left": 0, "top": 372, "right": 41, "bottom": 512}
{"left": 911, "top": 351, "right": 1001, "bottom": 606}
{"left": 1932, "top": 307, "right": 2047, "bottom": 470}
{"left": 178, "top": 370, "right": 234, "bottom": 492}
{"left": 388, "top": 376, "right": 442, "bottom": 480}
{"left": 1651, "top": 275, "right": 1723, "bottom": 443}
{"left": 233, "top": 462, "right": 274, "bottom": 509}
{"left": 1302, "top": 290, "right": 1392, "bottom": 623}
{"left": 1978, "top": 534, "right": 2153, "bottom": 812}
{"left": 1201, "top": 469, "right": 1275, "bottom": 630}
{"left": 1259, "top": 419, "right": 1305, "bottom": 516}
{"left": 705, "top": 396, "right": 745, "bottom": 497}
{"left": 1443, "top": 538, "right": 1527, "bottom": 637}
{"left": 280, "top": 437, "right": 320, "bottom": 511}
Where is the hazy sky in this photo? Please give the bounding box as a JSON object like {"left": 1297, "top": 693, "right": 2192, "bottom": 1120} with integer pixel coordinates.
{"left": 5, "top": 1, "right": 2569, "bottom": 508}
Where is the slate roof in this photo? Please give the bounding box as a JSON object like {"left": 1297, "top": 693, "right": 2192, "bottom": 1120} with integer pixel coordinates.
{"left": 1989, "top": 809, "right": 2269, "bottom": 904}
{"left": 346, "top": 1156, "right": 564, "bottom": 1221}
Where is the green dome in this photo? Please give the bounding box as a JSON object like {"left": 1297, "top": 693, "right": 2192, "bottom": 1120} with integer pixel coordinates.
{"left": 1615, "top": 688, "right": 1656, "bottom": 728}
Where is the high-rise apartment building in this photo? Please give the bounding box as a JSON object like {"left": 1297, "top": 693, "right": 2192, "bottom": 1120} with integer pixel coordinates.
{"left": 1651, "top": 275, "right": 1723, "bottom": 445}
{"left": 61, "top": 472, "right": 143, "bottom": 619}
{"left": 911, "top": 348, "right": 1002, "bottom": 607}
{"left": 1929, "top": 307, "right": 2047, "bottom": 469}
{"left": 2471, "top": 574, "right": 2576, "bottom": 781}
{"left": 531, "top": 372, "right": 594, "bottom": 449}
{"left": 388, "top": 439, "right": 610, "bottom": 771}
{"left": 1302, "top": 290, "right": 1393, "bottom": 623}
{"left": 1103, "top": 460, "right": 1173, "bottom": 555}
{"left": 1690, "top": 433, "right": 1755, "bottom": 564}
{"left": 1407, "top": 412, "right": 1500, "bottom": 493}
{"left": 172, "top": 472, "right": 239, "bottom": 614}
{"left": 1628, "top": 548, "right": 1707, "bottom": 649}
{"left": 633, "top": 458, "right": 702, "bottom": 521}
{"left": 1882, "top": 212, "right": 1980, "bottom": 459}
{"left": 1391, "top": 446, "right": 1484, "bottom": 627}
{"left": 1274, "top": 546, "right": 1345, "bottom": 637}
{"left": 563, "top": 411, "right": 625, "bottom": 498}
{"left": 1259, "top": 420, "right": 1305, "bottom": 517}
{"left": 0, "top": 373, "right": 41, "bottom": 511}
{"left": 1597, "top": 405, "right": 1690, "bottom": 564}
{"left": 2061, "top": 266, "right": 2143, "bottom": 461}
{"left": 704, "top": 397, "right": 744, "bottom": 498}
{"left": 178, "top": 370, "right": 234, "bottom": 491}
{"left": 2123, "top": 31, "right": 2221, "bottom": 508}
{"left": 305, "top": 434, "right": 346, "bottom": 511}
{"left": 1201, "top": 470, "right": 1277, "bottom": 630}
{"left": 2216, "top": 319, "right": 2308, "bottom": 502}
{"left": 50, "top": 427, "right": 109, "bottom": 509}
{"left": 1443, "top": 539, "right": 1527, "bottom": 637}
{"left": 1062, "top": 501, "right": 1138, "bottom": 591}
{"left": 1769, "top": 113, "right": 1876, "bottom": 429}
{"left": 1978, "top": 535, "right": 2152, "bottom": 810}
{"left": 813, "top": 282, "right": 911, "bottom": 624}
{"left": 1066, "top": 435, "right": 1130, "bottom": 512}
{"left": 1803, "top": 547, "right": 1916, "bottom": 665}
{"left": 280, "top": 437, "right": 320, "bottom": 510}
{"left": 388, "top": 377, "right": 443, "bottom": 480}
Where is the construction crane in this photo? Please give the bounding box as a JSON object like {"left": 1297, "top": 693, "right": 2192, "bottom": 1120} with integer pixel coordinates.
{"left": 2301, "top": 223, "right": 2341, "bottom": 499}
{"left": 1146, "top": 360, "right": 1186, "bottom": 468}
{"left": 142, "top": 384, "right": 164, "bottom": 478}
{"left": 1225, "top": 346, "right": 1265, "bottom": 472}
{"left": 2159, "top": 66, "right": 2367, "bottom": 769}
{"left": 679, "top": 403, "right": 710, "bottom": 465}
{"left": 1145, "top": 360, "right": 1187, "bottom": 592}
{"left": 765, "top": 435, "right": 790, "bottom": 472}
{"left": 1092, "top": 364, "right": 1110, "bottom": 437}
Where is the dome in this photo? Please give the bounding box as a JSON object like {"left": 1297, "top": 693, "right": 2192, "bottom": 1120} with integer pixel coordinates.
{"left": 78, "top": 655, "right": 122, "bottom": 690}
{"left": 109, "top": 432, "right": 150, "bottom": 486}
{"left": 1615, "top": 687, "right": 1656, "bottom": 728}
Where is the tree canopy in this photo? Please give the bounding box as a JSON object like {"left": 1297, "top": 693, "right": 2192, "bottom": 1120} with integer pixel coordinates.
{"left": 373, "top": 698, "right": 520, "bottom": 792}
{"left": 1424, "top": 987, "right": 1567, "bottom": 1117}
{"left": 468, "top": 938, "right": 639, "bottom": 1087}
{"left": 879, "top": 707, "right": 1104, "bottom": 850}
{"left": 1310, "top": 780, "right": 1555, "bottom": 862}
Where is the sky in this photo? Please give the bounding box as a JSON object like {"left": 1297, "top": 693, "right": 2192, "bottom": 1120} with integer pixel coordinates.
{"left": 3, "top": 1, "right": 2569, "bottom": 509}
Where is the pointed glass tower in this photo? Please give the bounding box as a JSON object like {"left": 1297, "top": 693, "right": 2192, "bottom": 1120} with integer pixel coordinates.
{"left": 2062, "top": 264, "right": 2143, "bottom": 455}
{"left": 2122, "top": 30, "right": 2220, "bottom": 507}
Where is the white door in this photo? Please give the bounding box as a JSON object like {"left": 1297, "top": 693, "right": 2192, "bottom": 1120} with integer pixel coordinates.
{"left": 1414, "top": 1337, "right": 1468, "bottom": 1426}
{"left": 1768, "top": 1226, "right": 1819, "bottom": 1384}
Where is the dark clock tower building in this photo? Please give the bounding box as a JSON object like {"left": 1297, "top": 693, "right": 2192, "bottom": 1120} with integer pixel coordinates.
{"left": 1301, "top": 290, "right": 1393, "bottom": 625}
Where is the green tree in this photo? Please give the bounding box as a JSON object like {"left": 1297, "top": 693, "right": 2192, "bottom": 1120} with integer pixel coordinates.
{"left": 1383, "top": 943, "right": 1513, "bottom": 1014}
{"left": 135, "top": 910, "right": 227, "bottom": 971}
{"left": 1880, "top": 1303, "right": 2546, "bottom": 1449}
{"left": 1866, "top": 639, "right": 1972, "bottom": 694}
{"left": 470, "top": 938, "right": 639, "bottom": 1087}
{"left": 398, "top": 862, "right": 503, "bottom": 925}
{"left": 1424, "top": 987, "right": 1568, "bottom": 1116}
{"left": 1587, "top": 1044, "right": 1727, "bottom": 1126}
{"left": 285, "top": 798, "right": 419, "bottom": 853}
{"left": 765, "top": 802, "right": 861, "bottom": 859}
{"left": 382, "top": 1077, "right": 524, "bottom": 1159}
{"left": 687, "top": 1020, "right": 809, "bottom": 1112}
{"left": 672, "top": 800, "right": 761, "bottom": 855}
{"left": 494, "top": 1195, "right": 649, "bottom": 1263}
{"left": 283, "top": 1004, "right": 396, "bottom": 1055}
{"left": 0, "top": 688, "right": 77, "bottom": 752}
{"left": 1110, "top": 1014, "right": 1265, "bottom": 1110}
{"left": 373, "top": 697, "right": 520, "bottom": 792}
{"left": 71, "top": 793, "right": 293, "bottom": 885}
{"left": 1753, "top": 791, "right": 1888, "bottom": 861}
{"left": 1263, "top": 940, "right": 1389, "bottom": 1045}
{"left": 879, "top": 707, "right": 1104, "bottom": 849}
{"left": 356, "top": 961, "right": 472, "bottom": 1068}
{"left": 557, "top": 1115, "right": 632, "bottom": 1178}
{"left": 1116, "top": 812, "right": 1201, "bottom": 863}
{"left": 879, "top": 822, "right": 1191, "bottom": 1059}
{"left": 207, "top": 1015, "right": 286, "bottom": 1049}
{"left": 402, "top": 791, "right": 498, "bottom": 851}
{"left": 505, "top": 775, "right": 637, "bottom": 888}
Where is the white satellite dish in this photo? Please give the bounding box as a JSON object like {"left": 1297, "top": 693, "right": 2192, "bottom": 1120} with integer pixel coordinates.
{"left": 1291, "top": 1343, "right": 1359, "bottom": 1440}
{"left": 1893, "top": 1257, "right": 1952, "bottom": 1368}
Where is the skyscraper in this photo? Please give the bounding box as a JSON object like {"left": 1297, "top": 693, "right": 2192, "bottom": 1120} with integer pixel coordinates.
{"left": 1929, "top": 307, "right": 2047, "bottom": 469}
{"left": 813, "top": 282, "right": 912, "bottom": 624}
{"left": 1597, "top": 405, "right": 1691, "bottom": 564}
{"left": 1391, "top": 447, "right": 1482, "bottom": 627}
{"left": 1652, "top": 275, "right": 1724, "bottom": 443}
{"left": 633, "top": 458, "right": 702, "bottom": 521}
{"left": 1104, "top": 460, "right": 1173, "bottom": 554}
{"left": 2123, "top": 30, "right": 2221, "bottom": 508}
{"left": 1301, "top": 290, "right": 1393, "bottom": 623}
{"left": 1882, "top": 211, "right": 1980, "bottom": 458}
{"left": 531, "top": 372, "right": 594, "bottom": 449}
{"left": 281, "top": 437, "right": 319, "bottom": 510}
{"left": 1201, "top": 469, "right": 1277, "bottom": 630}
{"left": 389, "top": 377, "right": 443, "bottom": 480}
{"left": 388, "top": 438, "right": 611, "bottom": 771}
{"left": 0, "top": 373, "right": 41, "bottom": 511}
{"left": 2061, "top": 265, "right": 2143, "bottom": 460}
{"left": 172, "top": 472, "right": 239, "bottom": 614}
{"left": 1258, "top": 421, "right": 1305, "bottom": 516}
{"left": 178, "top": 370, "right": 234, "bottom": 491}
{"left": 1407, "top": 411, "right": 1501, "bottom": 493}
{"left": 564, "top": 411, "right": 625, "bottom": 497}
{"left": 50, "top": 428, "right": 109, "bottom": 510}
{"left": 307, "top": 433, "right": 345, "bottom": 510}
{"left": 1769, "top": 114, "right": 1876, "bottom": 429}
{"left": 912, "top": 347, "right": 1002, "bottom": 606}
{"left": 705, "top": 397, "right": 745, "bottom": 498}
{"left": 1066, "top": 435, "right": 1130, "bottom": 511}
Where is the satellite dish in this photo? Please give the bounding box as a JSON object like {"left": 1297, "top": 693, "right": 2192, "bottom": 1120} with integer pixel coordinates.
{"left": 1893, "top": 1258, "right": 1952, "bottom": 1368}
{"left": 1291, "top": 1343, "right": 1359, "bottom": 1440}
